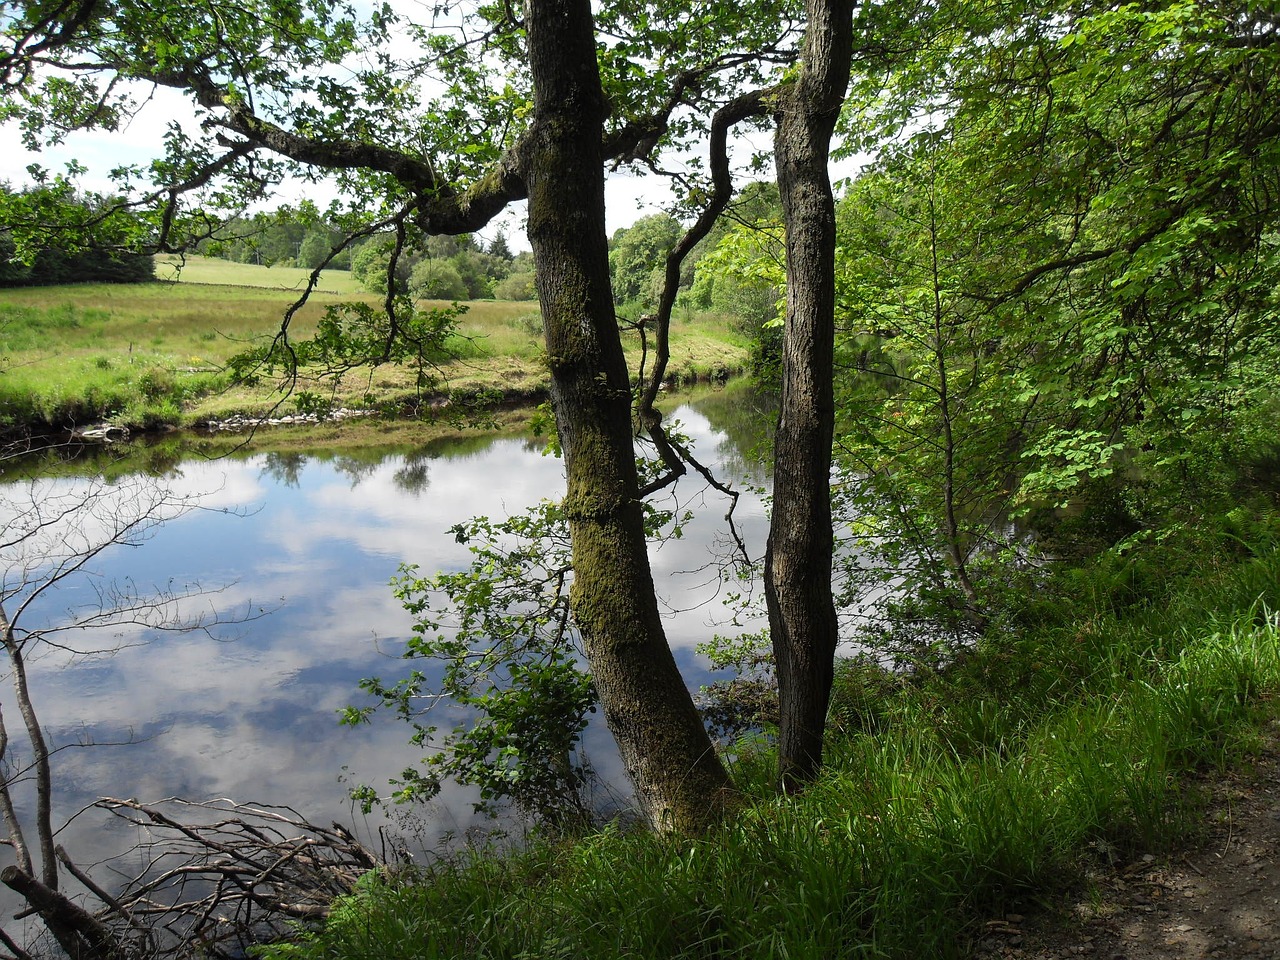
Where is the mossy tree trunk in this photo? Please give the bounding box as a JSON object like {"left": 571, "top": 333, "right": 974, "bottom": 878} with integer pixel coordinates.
{"left": 523, "top": 0, "right": 732, "bottom": 831}
{"left": 765, "top": 0, "right": 854, "bottom": 790}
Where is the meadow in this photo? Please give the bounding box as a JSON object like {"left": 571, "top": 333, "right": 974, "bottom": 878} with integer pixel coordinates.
{"left": 0, "top": 256, "right": 747, "bottom": 434}
{"left": 152, "top": 253, "right": 368, "bottom": 294}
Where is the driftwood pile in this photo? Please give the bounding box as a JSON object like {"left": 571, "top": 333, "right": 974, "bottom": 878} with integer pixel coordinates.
{"left": 2, "top": 797, "right": 384, "bottom": 960}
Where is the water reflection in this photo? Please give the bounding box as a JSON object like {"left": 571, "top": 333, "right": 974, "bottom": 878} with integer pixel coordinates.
{"left": 0, "top": 397, "right": 771, "bottom": 890}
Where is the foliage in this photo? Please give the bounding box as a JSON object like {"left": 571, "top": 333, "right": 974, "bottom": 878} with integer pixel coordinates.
{"left": 349, "top": 237, "right": 414, "bottom": 296}
{"left": 1, "top": 185, "right": 156, "bottom": 286}
{"left": 492, "top": 270, "right": 537, "bottom": 302}
{"left": 682, "top": 183, "right": 787, "bottom": 380}
{"left": 225, "top": 297, "right": 467, "bottom": 418}
{"left": 348, "top": 232, "right": 512, "bottom": 299}
{"left": 690, "top": 212, "right": 785, "bottom": 376}
{"left": 608, "top": 213, "right": 683, "bottom": 309}
{"left": 342, "top": 502, "right": 597, "bottom": 827}
{"left": 696, "top": 628, "right": 778, "bottom": 742}
{"left": 822, "top": 0, "right": 1280, "bottom": 658}
{"left": 686, "top": 182, "right": 783, "bottom": 306}
{"left": 409, "top": 258, "right": 468, "bottom": 302}
{"left": 197, "top": 210, "right": 320, "bottom": 268}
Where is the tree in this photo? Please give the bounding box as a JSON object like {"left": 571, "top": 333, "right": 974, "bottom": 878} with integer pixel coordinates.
{"left": 409, "top": 257, "right": 469, "bottom": 301}
{"left": 448, "top": 250, "right": 497, "bottom": 299}
{"left": 764, "top": 0, "right": 853, "bottom": 788}
{"left": 1, "top": 0, "right": 867, "bottom": 823}
{"left": 0, "top": 185, "right": 156, "bottom": 285}
{"left": 820, "top": 0, "right": 1280, "bottom": 661}
{"left": 687, "top": 182, "right": 785, "bottom": 323}
{"left": 689, "top": 194, "right": 787, "bottom": 372}
{"left": 608, "top": 213, "right": 683, "bottom": 308}
{"left": 488, "top": 230, "right": 514, "bottom": 261}
{"left": 519, "top": 0, "right": 736, "bottom": 828}
{"left": 493, "top": 269, "right": 539, "bottom": 301}
{"left": 297, "top": 226, "right": 351, "bottom": 270}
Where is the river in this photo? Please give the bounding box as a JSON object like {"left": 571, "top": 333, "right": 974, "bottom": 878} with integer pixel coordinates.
{"left": 0, "top": 393, "right": 772, "bottom": 897}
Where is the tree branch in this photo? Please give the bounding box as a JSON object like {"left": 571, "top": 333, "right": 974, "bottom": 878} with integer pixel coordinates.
{"left": 637, "top": 86, "right": 776, "bottom": 424}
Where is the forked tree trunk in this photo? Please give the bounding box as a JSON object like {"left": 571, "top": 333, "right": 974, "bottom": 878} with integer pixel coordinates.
{"left": 523, "top": 0, "right": 732, "bottom": 831}
{"left": 765, "top": 0, "right": 854, "bottom": 790}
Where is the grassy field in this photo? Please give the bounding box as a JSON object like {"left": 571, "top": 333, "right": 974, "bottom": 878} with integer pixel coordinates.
{"left": 0, "top": 257, "right": 747, "bottom": 435}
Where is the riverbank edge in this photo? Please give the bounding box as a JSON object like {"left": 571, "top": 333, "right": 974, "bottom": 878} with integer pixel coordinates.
{"left": 0, "top": 373, "right": 769, "bottom": 471}
{"left": 0, "top": 361, "right": 751, "bottom": 457}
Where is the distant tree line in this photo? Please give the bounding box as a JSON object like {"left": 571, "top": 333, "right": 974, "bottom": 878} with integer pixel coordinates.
{"left": 198, "top": 213, "right": 539, "bottom": 300}
{"left": 349, "top": 231, "right": 536, "bottom": 301}
{"left": 1, "top": 185, "right": 155, "bottom": 288}
{"left": 194, "top": 191, "right": 783, "bottom": 318}
{"left": 0, "top": 235, "right": 155, "bottom": 286}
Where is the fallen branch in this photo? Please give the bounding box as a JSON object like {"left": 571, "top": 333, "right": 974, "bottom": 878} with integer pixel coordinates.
{"left": 90, "top": 797, "right": 382, "bottom": 953}
{"left": 1, "top": 864, "right": 127, "bottom": 960}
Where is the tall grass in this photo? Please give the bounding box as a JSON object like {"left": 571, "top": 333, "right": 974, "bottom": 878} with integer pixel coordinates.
{"left": 259, "top": 547, "right": 1280, "bottom": 960}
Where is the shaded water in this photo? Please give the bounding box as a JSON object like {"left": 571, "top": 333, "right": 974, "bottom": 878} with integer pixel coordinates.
{"left": 0, "top": 397, "right": 771, "bottom": 890}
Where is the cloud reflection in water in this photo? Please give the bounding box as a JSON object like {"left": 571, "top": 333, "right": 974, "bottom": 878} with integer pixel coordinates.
{"left": 3, "top": 405, "right": 769, "bottom": 885}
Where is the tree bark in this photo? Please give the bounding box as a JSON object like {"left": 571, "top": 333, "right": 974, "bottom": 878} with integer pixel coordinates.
{"left": 765, "top": 0, "right": 854, "bottom": 790}
{"left": 523, "top": 0, "right": 732, "bottom": 831}
{"left": 1, "top": 866, "right": 122, "bottom": 960}
{"left": 1, "top": 604, "right": 57, "bottom": 887}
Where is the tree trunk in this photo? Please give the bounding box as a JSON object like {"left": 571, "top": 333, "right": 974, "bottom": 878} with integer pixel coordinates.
{"left": 522, "top": 0, "right": 732, "bottom": 831}
{"left": 1, "top": 866, "right": 122, "bottom": 960}
{"left": 1, "top": 605, "right": 56, "bottom": 887}
{"left": 765, "top": 0, "right": 854, "bottom": 790}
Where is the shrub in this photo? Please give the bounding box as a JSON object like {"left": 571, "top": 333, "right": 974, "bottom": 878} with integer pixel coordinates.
{"left": 493, "top": 270, "right": 538, "bottom": 301}
{"left": 409, "top": 259, "right": 469, "bottom": 301}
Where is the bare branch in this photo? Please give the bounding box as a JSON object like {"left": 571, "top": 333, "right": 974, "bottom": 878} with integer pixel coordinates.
{"left": 637, "top": 86, "right": 776, "bottom": 422}
{"left": 0, "top": 864, "right": 123, "bottom": 960}
{"left": 0, "top": 474, "right": 280, "bottom": 952}
{"left": 83, "top": 796, "right": 384, "bottom": 952}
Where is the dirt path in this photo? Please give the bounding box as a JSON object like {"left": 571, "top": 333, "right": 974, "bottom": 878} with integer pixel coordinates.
{"left": 975, "top": 722, "right": 1280, "bottom": 960}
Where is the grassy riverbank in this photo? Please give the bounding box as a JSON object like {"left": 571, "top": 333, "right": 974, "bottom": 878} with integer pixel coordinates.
{"left": 261, "top": 520, "right": 1280, "bottom": 960}
{"left": 0, "top": 259, "right": 749, "bottom": 437}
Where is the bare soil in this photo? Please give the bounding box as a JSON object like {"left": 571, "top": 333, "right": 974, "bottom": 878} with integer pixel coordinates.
{"left": 974, "top": 721, "right": 1280, "bottom": 960}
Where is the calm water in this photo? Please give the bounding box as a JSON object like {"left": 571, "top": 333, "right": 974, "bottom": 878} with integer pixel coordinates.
{"left": 0, "top": 399, "right": 771, "bottom": 885}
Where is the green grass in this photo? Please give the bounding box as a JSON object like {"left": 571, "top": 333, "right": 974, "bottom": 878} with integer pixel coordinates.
{"left": 0, "top": 268, "right": 748, "bottom": 433}
{"left": 258, "top": 542, "right": 1280, "bottom": 960}
{"left": 155, "top": 254, "right": 368, "bottom": 294}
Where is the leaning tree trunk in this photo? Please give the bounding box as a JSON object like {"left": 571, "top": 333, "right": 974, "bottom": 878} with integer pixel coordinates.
{"left": 522, "top": 0, "right": 732, "bottom": 832}
{"left": 765, "top": 0, "right": 854, "bottom": 790}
